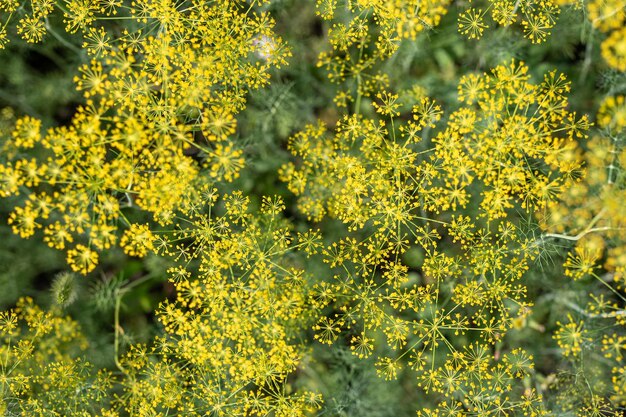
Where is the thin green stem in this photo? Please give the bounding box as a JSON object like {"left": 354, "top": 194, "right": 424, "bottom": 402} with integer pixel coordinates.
{"left": 114, "top": 292, "right": 127, "bottom": 374}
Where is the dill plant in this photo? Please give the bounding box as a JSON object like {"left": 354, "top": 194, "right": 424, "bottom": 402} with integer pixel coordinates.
{"left": 0, "top": 0, "right": 626, "bottom": 416}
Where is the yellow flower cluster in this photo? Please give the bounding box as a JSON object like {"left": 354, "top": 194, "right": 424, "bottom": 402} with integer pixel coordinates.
{"left": 280, "top": 60, "right": 587, "bottom": 414}
{"left": 441, "top": 62, "right": 588, "bottom": 219}
{"left": 115, "top": 193, "right": 322, "bottom": 416}
{"left": 0, "top": 0, "right": 123, "bottom": 45}
{"left": 0, "top": 0, "right": 290, "bottom": 274}
{"left": 316, "top": 0, "right": 449, "bottom": 108}
{"left": 416, "top": 349, "right": 545, "bottom": 416}
{"left": 542, "top": 95, "right": 626, "bottom": 284}
{"left": 554, "top": 314, "right": 591, "bottom": 357}
{"left": 457, "top": 0, "right": 561, "bottom": 42}
{"left": 1, "top": 195, "right": 324, "bottom": 415}
{"left": 120, "top": 223, "right": 155, "bottom": 257}
{"left": 282, "top": 60, "right": 587, "bottom": 225}
{"left": 0, "top": 297, "right": 114, "bottom": 415}
{"left": 316, "top": 0, "right": 450, "bottom": 39}
{"left": 587, "top": 0, "right": 626, "bottom": 70}
{"left": 537, "top": 93, "right": 626, "bottom": 410}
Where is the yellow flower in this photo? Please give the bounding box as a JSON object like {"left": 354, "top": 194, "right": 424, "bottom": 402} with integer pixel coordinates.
{"left": 208, "top": 143, "right": 245, "bottom": 182}
{"left": 601, "top": 27, "right": 626, "bottom": 71}
{"left": 598, "top": 95, "right": 626, "bottom": 131}
{"left": 554, "top": 314, "right": 591, "bottom": 357}
{"left": 66, "top": 244, "right": 99, "bottom": 274}
{"left": 458, "top": 8, "right": 488, "bottom": 39}
{"left": 563, "top": 244, "right": 600, "bottom": 280}
{"left": 120, "top": 224, "right": 155, "bottom": 257}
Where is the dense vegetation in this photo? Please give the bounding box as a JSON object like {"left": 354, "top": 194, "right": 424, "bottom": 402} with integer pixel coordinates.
{"left": 1, "top": 0, "right": 626, "bottom": 415}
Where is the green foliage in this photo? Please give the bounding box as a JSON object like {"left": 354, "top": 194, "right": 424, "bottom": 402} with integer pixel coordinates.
{"left": 51, "top": 271, "right": 79, "bottom": 308}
